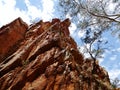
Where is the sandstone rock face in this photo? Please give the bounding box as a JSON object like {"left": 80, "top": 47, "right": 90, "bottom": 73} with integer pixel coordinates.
{"left": 0, "top": 18, "right": 112, "bottom": 90}
{"left": 0, "top": 17, "right": 28, "bottom": 63}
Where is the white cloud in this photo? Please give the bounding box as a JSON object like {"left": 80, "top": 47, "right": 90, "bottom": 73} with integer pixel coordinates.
{"left": 0, "top": 0, "right": 16, "bottom": 25}
{"left": 110, "top": 55, "right": 117, "bottom": 61}
{"left": 0, "top": 0, "right": 31, "bottom": 26}
{"left": 117, "top": 48, "right": 120, "bottom": 52}
{"left": 108, "top": 69, "right": 120, "bottom": 79}
{"left": 111, "top": 48, "right": 120, "bottom": 54}
{"left": 78, "top": 30, "right": 85, "bottom": 38}
{"left": 107, "top": 0, "right": 118, "bottom": 14}
{"left": 0, "top": 0, "right": 55, "bottom": 27}
{"left": 24, "top": 0, "right": 42, "bottom": 20}
{"left": 99, "top": 58, "right": 104, "bottom": 64}
{"left": 66, "top": 13, "right": 72, "bottom": 19}
{"left": 69, "top": 23, "right": 77, "bottom": 35}
{"left": 41, "top": 0, "right": 54, "bottom": 21}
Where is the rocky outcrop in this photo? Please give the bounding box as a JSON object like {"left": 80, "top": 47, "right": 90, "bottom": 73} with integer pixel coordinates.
{"left": 0, "top": 18, "right": 113, "bottom": 90}
{"left": 0, "top": 17, "right": 28, "bottom": 63}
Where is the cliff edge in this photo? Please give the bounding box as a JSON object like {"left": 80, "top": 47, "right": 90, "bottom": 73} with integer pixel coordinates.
{"left": 0, "top": 18, "right": 113, "bottom": 90}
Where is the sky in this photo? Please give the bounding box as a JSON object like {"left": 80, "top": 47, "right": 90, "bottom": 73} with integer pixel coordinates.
{"left": 0, "top": 0, "right": 120, "bottom": 80}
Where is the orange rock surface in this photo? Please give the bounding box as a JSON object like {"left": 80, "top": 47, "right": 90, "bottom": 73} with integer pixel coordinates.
{"left": 0, "top": 17, "right": 28, "bottom": 63}
{"left": 0, "top": 18, "right": 113, "bottom": 90}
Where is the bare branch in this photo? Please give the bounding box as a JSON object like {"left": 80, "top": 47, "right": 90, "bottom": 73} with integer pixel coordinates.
{"left": 87, "top": 10, "right": 120, "bottom": 23}
{"left": 77, "top": 0, "right": 120, "bottom": 23}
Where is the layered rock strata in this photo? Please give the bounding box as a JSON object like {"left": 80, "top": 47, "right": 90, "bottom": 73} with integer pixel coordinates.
{"left": 0, "top": 18, "right": 112, "bottom": 90}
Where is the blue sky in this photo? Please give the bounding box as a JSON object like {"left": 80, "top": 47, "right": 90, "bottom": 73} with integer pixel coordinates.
{"left": 0, "top": 0, "right": 120, "bottom": 80}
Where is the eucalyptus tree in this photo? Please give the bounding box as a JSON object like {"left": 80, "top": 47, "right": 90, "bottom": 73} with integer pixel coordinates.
{"left": 59, "top": 0, "right": 120, "bottom": 60}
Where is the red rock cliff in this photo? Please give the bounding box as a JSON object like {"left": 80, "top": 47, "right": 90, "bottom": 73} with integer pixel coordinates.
{"left": 0, "top": 17, "right": 28, "bottom": 63}
{"left": 0, "top": 18, "right": 113, "bottom": 90}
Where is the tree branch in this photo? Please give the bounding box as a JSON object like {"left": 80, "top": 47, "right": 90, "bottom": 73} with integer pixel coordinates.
{"left": 77, "top": 0, "right": 120, "bottom": 23}
{"left": 87, "top": 10, "right": 120, "bottom": 23}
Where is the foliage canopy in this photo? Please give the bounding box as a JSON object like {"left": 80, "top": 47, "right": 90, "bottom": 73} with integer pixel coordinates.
{"left": 59, "top": 0, "right": 120, "bottom": 60}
